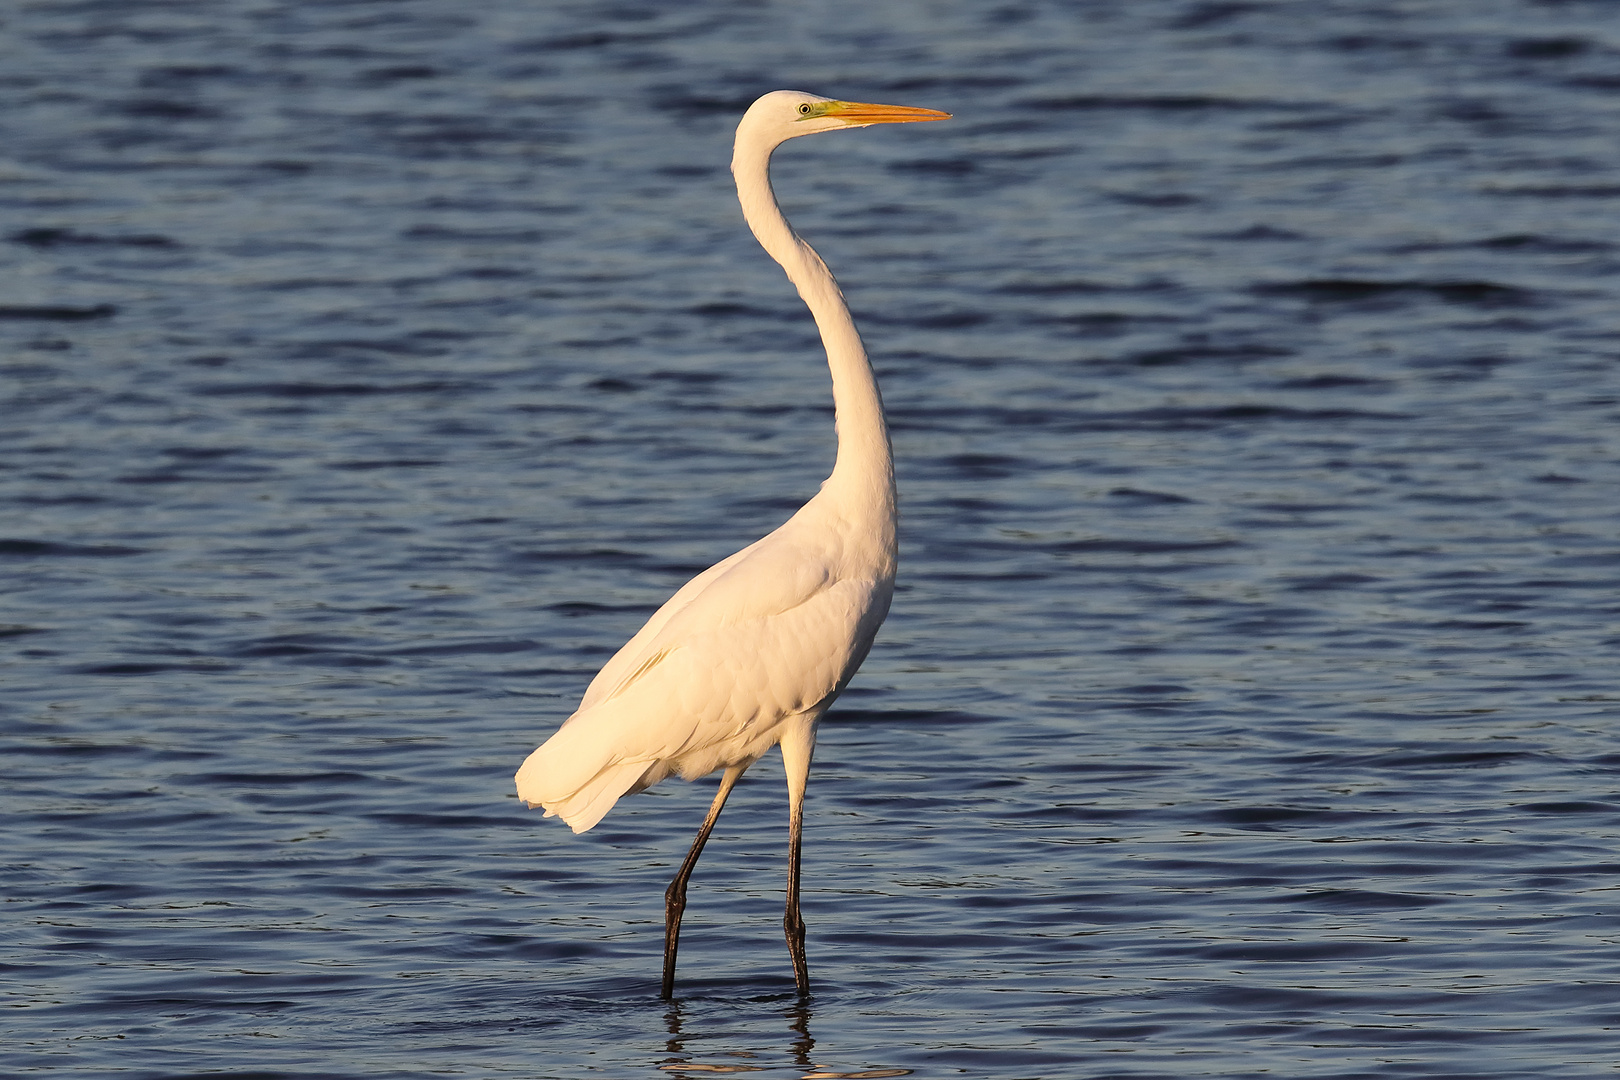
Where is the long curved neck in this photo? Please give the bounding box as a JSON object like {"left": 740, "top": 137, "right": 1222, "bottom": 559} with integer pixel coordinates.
{"left": 731, "top": 136, "right": 895, "bottom": 525}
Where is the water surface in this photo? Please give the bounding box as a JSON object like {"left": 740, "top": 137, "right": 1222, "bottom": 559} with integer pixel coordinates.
{"left": 4, "top": 1, "right": 1620, "bottom": 1077}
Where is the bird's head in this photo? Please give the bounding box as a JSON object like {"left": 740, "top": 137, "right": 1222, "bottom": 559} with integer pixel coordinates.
{"left": 738, "top": 90, "right": 950, "bottom": 148}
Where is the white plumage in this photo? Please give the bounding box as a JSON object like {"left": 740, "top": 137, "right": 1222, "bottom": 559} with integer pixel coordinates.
{"left": 517, "top": 503, "right": 891, "bottom": 832}
{"left": 514, "top": 90, "right": 948, "bottom": 997}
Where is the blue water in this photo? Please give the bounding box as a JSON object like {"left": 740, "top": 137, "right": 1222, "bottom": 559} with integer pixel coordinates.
{"left": 5, "top": 1, "right": 1620, "bottom": 1077}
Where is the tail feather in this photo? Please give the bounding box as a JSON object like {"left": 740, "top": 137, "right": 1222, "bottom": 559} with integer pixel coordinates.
{"left": 545, "top": 759, "right": 650, "bottom": 833}
{"left": 515, "top": 719, "right": 653, "bottom": 834}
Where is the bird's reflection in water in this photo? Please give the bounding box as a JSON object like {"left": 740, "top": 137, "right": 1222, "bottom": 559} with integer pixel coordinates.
{"left": 787, "top": 999, "right": 814, "bottom": 1068}
{"left": 656, "top": 997, "right": 910, "bottom": 1079}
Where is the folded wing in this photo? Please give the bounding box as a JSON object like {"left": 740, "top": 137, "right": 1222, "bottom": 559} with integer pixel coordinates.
{"left": 515, "top": 520, "right": 890, "bottom": 832}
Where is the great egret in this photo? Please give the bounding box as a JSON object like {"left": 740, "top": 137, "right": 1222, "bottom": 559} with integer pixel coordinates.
{"left": 515, "top": 90, "right": 949, "bottom": 998}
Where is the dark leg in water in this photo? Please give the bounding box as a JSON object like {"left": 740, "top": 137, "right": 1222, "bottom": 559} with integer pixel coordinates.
{"left": 662, "top": 763, "right": 747, "bottom": 999}
{"left": 779, "top": 715, "right": 816, "bottom": 996}
{"left": 784, "top": 791, "right": 809, "bottom": 994}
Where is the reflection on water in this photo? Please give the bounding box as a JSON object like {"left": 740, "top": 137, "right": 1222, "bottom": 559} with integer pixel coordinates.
{"left": 659, "top": 999, "right": 909, "bottom": 1079}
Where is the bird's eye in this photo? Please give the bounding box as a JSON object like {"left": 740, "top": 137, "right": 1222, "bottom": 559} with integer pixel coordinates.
{"left": 798, "top": 103, "right": 812, "bottom": 115}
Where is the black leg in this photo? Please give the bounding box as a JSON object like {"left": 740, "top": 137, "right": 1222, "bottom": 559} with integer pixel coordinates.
{"left": 783, "top": 794, "right": 809, "bottom": 994}
{"left": 778, "top": 715, "right": 817, "bottom": 997}
{"left": 662, "top": 763, "right": 746, "bottom": 999}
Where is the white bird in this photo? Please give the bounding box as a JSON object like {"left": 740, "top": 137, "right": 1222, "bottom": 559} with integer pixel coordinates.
{"left": 515, "top": 90, "right": 949, "bottom": 998}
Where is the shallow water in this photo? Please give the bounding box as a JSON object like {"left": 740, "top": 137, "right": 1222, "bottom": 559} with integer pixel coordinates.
{"left": 4, "top": 1, "right": 1620, "bottom": 1077}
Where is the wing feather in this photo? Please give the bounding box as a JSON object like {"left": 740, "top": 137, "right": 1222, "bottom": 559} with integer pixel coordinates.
{"left": 517, "top": 501, "right": 895, "bottom": 832}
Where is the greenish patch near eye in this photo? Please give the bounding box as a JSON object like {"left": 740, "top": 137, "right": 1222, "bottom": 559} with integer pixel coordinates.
{"left": 795, "top": 101, "right": 834, "bottom": 120}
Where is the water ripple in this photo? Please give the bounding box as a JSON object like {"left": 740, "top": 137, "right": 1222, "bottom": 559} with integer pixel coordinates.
{"left": 4, "top": 0, "right": 1620, "bottom": 1078}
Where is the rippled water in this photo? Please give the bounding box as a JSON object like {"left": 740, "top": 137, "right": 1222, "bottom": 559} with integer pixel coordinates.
{"left": 5, "top": 1, "right": 1620, "bottom": 1077}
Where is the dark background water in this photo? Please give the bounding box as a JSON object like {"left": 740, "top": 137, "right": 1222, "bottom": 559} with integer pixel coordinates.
{"left": 4, "top": 1, "right": 1620, "bottom": 1077}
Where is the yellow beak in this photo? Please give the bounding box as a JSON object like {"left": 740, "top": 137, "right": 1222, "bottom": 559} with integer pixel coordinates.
{"left": 824, "top": 101, "right": 952, "bottom": 126}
